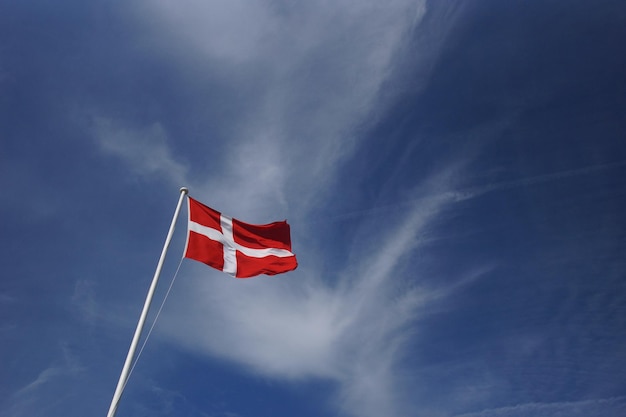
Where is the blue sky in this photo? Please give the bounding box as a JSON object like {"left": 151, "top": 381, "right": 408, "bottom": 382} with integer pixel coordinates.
{"left": 1, "top": 0, "right": 626, "bottom": 416}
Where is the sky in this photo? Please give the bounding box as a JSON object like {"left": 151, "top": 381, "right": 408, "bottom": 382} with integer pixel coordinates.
{"left": 1, "top": 0, "right": 626, "bottom": 416}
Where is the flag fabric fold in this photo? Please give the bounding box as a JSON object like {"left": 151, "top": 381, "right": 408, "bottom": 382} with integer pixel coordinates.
{"left": 184, "top": 196, "right": 298, "bottom": 278}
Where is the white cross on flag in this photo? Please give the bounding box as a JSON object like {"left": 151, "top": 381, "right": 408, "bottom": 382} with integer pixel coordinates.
{"left": 184, "top": 197, "right": 298, "bottom": 278}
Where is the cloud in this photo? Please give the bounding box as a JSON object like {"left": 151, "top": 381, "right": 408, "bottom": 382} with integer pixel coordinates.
{"left": 454, "top": 159, "right": 626, "bottom": 202}
{"left": 86, "top": 1, "right": 473, "bottom": 416}
{"left": 121, "top": 0, "right": 431, "bottom": 216}
{"left": 453, "top": 396, "right": 626, "bottom": 417}
{"left": 123, "top": 381, "right": 216, "bottom": 417}
{"left": 160, "top": 168, "right": 470, "bottom": 417}
{"left": 92, "top": 118, "right": 188, "bottom": 188}
{"left": 5, "top": 343, "right": 86, "bottom": 417}
{"left": 71, "top": 279, "right": 99, "bottom": 326}
{"left": 13, "top": 343, "right": 85, "bottom": 397}
{"left": 13, "top": 366, "right": 65, "bottom": 398}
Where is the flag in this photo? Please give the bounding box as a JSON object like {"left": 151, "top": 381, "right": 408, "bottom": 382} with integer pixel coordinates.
{"left": 184, "top": 196, "right": 298, "bottom": 278}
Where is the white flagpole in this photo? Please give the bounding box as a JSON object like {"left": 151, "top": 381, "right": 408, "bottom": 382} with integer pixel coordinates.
{"left": 106, "top": 187, "right": 189, "bottom": 417}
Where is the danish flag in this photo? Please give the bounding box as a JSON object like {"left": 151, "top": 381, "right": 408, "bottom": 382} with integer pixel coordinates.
{"left": 184, "top": 197, "right": 298, "bottom": 278}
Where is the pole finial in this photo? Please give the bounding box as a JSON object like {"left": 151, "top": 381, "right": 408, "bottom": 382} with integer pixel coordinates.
{"left": 180, "top": 187, "right": 189, "bottom": 194}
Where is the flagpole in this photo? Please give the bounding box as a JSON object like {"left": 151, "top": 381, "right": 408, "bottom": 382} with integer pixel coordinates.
{"left": 106, "top": 187, "right": 189, "bottom": 417}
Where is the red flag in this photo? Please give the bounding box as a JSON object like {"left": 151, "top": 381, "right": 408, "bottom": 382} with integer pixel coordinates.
{"left": 184, "top": 197, "right": 298, "bottom": 278}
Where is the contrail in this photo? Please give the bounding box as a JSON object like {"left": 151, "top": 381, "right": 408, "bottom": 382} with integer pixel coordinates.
{"left": 314, "top": 160, "right": 626, "bottom": 223}
{"left": 455, "top": 159, "right": 626, "bottom": 202}
{"left": 451, "top": 395, "right": 626, "bottom": 417}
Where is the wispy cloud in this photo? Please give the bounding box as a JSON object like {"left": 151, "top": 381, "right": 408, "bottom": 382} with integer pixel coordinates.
{"left": 14, "top": 343, "right": 84, "bottom": 398}
{"left": 86, "top": 1, "right": 471, "bottom": 416}
{"left": 453, "top": 159, "right": 626, "bottom": 202}
{"left": 92, "top": 118, "right": 188, "bottom": 188}
{"left": 160, "top": 168, "right": 474, "bottom": 417}
{"left": 108, "top": 0, "right": 433, "bottom": 217}
{"left": 13, "top": 366, "right": 65, "bottom": 398}
{"left": 70, "top": 279, "right": 99, "bottom": 326}
{"left": 453, "top": 396, "right": 626, "bottom": 417}
{"left": 124, "top": 380, "right": 216, "bottom": 417}
{"left": 5, "top": 344, "right": 86, "bottom": 417}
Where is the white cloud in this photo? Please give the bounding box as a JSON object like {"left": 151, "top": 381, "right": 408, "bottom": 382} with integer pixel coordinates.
{"left": 14, "top": 366, "right": 65, "bottom": 397}
{"left": 90, "top": 2, "right": 474, "bottom": 416}
{"left": 71, "top": 279, "right": 98, "bottom": 325}
{"left": 453, "top": 396, "right": 626, "bottom": 417}
{"left": 160, "top": 169, "right": 468, "bottom": 417}
{"left": 126, "top": 0, "right": 431, "bottom": 218}
{"left": 92, "top": 118, "right": 188, "bottom": 188}
{"left": 5, "top": 344, "right": 86, "bottom": 417}
{"left": 456, "top": 159, "right": 626, "bottom": 202}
